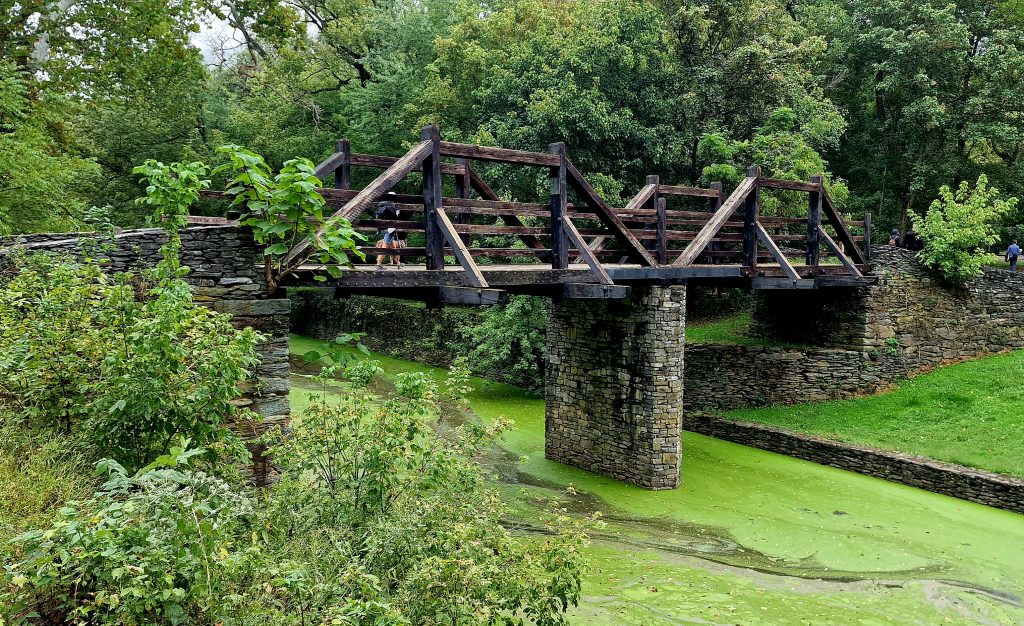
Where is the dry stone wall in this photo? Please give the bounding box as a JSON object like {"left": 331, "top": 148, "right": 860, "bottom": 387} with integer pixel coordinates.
{"left": 545, "top": 285, "right": 686, "bottom": 489}
{"left": 692, "top": 246, "right": 1024, "bottom": 410}
{"left": 687, "top": 415, "right": 1024, "bottom": 514}
{"left": 1, "top": 227, "right": 290, "bottom": 483}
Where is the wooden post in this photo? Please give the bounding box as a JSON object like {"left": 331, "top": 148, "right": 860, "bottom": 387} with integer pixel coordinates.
{"left": 863, "top": 211, "right": 872, "bottom": 262}
{"left": 454, "top": 158, "right": 471, "bottom": 245}
{"left": 644, "top": 175, "right": 662, "bottom": 263}
{"left": 549, "top": 142, "right": 569, "bottom": 269}
{"left": 743, "top": 166, "right": 760, "bottom": 267}
{"left": 421, "top": 125, "right": 444, "bottom": 270}
{"left": 656, "top": 197, "right": 667, "bottom": 265}
{"left": 335, "top": 139, "right": 351, "bottom": 190}
{"left": 708, "top": 181, "right": 723, "bottom": 264}
{"left": 806, "top": 175, "right": 822, "bottom": 266}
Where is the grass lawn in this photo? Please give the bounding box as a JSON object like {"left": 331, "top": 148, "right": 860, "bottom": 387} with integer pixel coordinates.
{"left": 686, "top": 312, "right": 807, "bottom": 348}
{"left": 724, "top": 349, "right": 1024, "bottom": 477}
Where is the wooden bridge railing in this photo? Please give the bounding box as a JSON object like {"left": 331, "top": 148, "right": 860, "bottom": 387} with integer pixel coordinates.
{"left": 220, "top": 125, "right": 871, "bottom": 288}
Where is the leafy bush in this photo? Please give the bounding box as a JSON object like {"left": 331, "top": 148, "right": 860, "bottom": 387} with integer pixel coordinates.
{"left": 910, "top": 175, "right": 1019, "bottom": 283}
{"left": 3, "top": 443, "right": 254, "bottom": 626}
{"left": 0, "top": 161, "right": 262, "bottom": 472}
{"left": 261, "top": 366, "right": 587, "bottom": 625}
{"left": 215, "top": 145, "right": 364, "bottom": 294}
{"left": 469, "top": 296, "right": 548, "bottom": 392}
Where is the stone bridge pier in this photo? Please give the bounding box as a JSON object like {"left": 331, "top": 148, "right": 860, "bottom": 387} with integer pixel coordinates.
{"left": 544, "top": 285, "right": 686, "bottom": 489}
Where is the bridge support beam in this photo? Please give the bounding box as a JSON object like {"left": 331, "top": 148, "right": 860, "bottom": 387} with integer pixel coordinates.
{"left": 545, "top": 284, "right": 686, "bottom": 489}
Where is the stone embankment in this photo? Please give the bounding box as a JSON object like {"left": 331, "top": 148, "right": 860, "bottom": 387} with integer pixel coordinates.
{"left": 687, "top": 415, "right": 1024, "bottom": 515}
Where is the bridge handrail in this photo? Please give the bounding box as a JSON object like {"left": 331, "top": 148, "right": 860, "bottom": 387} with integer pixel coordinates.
{"left": 206, "top": 125, "right": 873, "bottom": 287}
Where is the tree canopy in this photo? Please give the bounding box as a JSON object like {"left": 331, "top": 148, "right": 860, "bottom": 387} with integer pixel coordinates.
{"left": 2, "top": 0, "right": 1022, "bottom": 234}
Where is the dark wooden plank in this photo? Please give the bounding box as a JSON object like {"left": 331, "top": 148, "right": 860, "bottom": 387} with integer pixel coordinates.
{"left": 335, "top": 139, "right": 351, "bottom": 189}
{"left": 820, "top": 185, "right": 867, "bottom": 265}
{"left": 349, "top": 152, "right": 464, "bottom": 176}
{"left": 549, "top": 143, "right": 569, "bottom": 269}
{"left": 658, "top": 184, "right": 720, "bottom": 198}
{"left": 806, "top": 174, "right": 821, "bottom": 266}
{"left": 314, "top": 151, "right": 346, "bottom": 179}
{"left": 438, "top": 141, "right": 561, "bottom": 167}
{"left": 671, "top": 176, "right": 755, "bottom": 266}
{"left": 817, "top": 225, "right": 864, "bottom": 278}
{"left": 755, "top": 221, "right": 800, "bottom": 281}
{"left": 622, "top": 183, "right": 657, "bottom": 213}
{"left": 656, "top": 197, "right": 667, "bottom": 264}
{"left": 562, "top": 283, "right": 632, "bottom": 299}
{"left": 421, "top": 125, "right": 445, "bottom": 270}
{"left": 564, "top": 158, "right": 657, "bottom": 266}
{"left": 751, "top": 278, "right": 817, "bottom": 290}
{"left": 281, "top": 139, "right": 431, "bottom": 269}
{"left": 758, "top": 178, "right": 819, "bottom": 192}
{"left": 742, "top": 165, "right": 761, "bottom": 267}
{"left": 863, "top": 212, "right": 872, "bottom": 263}
{"left": 561, "top": 216, "right": 613, "bottom": 285}
{"left": 439, "top": 286, "right": 508, "bottom": 305}
{"left": 435, "top": 207, "right": 487, "bottom": 287}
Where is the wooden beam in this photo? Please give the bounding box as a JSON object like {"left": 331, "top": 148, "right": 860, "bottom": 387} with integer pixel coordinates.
{"left": 349, "top": 152, "right": 464, "bottom": 176}
{"left": 758, "top": 178, "right": 819, "bottom": 192}
{"left": 421, "top": 126, "right": 445, "bottom": 270}
{"left": 335, "top": 139, "right": 351, "bottom": 190}
{"left": 656, "top": 197, "right": 667, "bottom": 265}
{"left": 751, "top": 278, "right": 817, "bottom": 290}
{"left": 622, "top": 183, "right": 657, "bottom": 213}
{"left": 435, "top": 207, "right": 488, "bottom": 288}
{"left": 564, "top": 158, "right": 657, "bottom": 266}
{"left": 313, "top": 151, "right": 346, "bottom": 179}
{"left": 549, "top": 143, "right": 569, "bottom": 269}
{"left": 806, "top": 175, "right": 821, "bottom": 266}
{"left": 863, "top": 212, "right": 872, "bottom": 263}
{"left": 671, "top": 176, "right": 755, "bottom": 266}
{"left": 820, "top": 185, "right": 867, "bottom": 265}
{"left": 818, "top": 225, "right": 864, "bottom": 278}
{"left": 439, "top": 286, "right": 507, "bottom": 305}
{"left": 438, "top": 141, "right": 561, "bottom": 167}
{"left": 742, "top": 165, "right": 761, "bottom": 267}
{"left": 658, "top": 185, "right": 720, "bottom": 198}
{"left": 755, "top": 221, "right": 800, "bottom": 282}
{"left": 561, "top": 216, "right": 613, "bottom": 285}
{"left": 281, "top": 140, "right": 431, "bottom": 269}
{"left": 561, "top": 283, "right": 631, "bottom": 299}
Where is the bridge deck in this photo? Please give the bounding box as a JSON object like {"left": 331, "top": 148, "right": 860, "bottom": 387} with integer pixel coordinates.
{"left": 292, "top": 262, "right": 875, "bottom": 303}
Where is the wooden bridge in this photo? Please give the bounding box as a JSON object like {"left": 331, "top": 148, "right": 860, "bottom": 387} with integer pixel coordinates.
{"left": 227, "top": 125, "right": 875, "bottom": 305}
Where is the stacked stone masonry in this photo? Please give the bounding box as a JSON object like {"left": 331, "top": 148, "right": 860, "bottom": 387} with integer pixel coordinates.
{"left": 696, "top": 245, "right": 1024, "bottom": 410}
{"left": 688, "top": 415, "right": 1024, "bottom": 515}
{"left": 545, "top": 285, "right": 686, "bottom": 489}
{"left": 0, "top": 227, "right": 290, "bottom": 483}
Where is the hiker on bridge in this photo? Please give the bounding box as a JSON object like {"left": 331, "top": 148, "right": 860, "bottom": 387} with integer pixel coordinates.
{"left": 375, "top": 200, "right": 405, "bottom": 270}
{"left": 903, "top": 229, "right": 923, "bottom": 252}
{"left": 888, "top": 229, "right": 902, "bottom": 247}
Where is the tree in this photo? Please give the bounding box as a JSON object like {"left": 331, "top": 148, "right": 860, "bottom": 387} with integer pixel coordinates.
{"left": 910, "top": 175, "right": 1018, "bottom": 283}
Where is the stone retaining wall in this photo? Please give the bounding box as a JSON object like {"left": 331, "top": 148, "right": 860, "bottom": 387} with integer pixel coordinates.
{"left": 687, "top": 415, "right": 1024, "bottom": 514}
{"left": 683, "top": 344, "right": 907, "bottom": 410}
{"left": 545, "top": 285, "right": 686, "bottom": 489}
{"left": 1, "top": 227, "right": 290, "bottom": 483}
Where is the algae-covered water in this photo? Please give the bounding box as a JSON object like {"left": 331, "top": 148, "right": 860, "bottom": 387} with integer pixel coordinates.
{"left": 289, "top": 337, "right": 1024, "bottom": 625}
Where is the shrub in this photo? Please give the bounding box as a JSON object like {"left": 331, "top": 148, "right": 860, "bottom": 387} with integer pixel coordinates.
{"left": 469, "top": 296, "right": 547, "bottom": 392}
{"left": 3, "top": 443, "right": 254, "bottom": 626}
{"left": 262, "top": 366, "right": 587, "bottom": 624}
{"left": 0, "top": 160, "right": 262, "bottom": 472}
{"left": 911, "top": 175, "right": 1019, "bottom": 283}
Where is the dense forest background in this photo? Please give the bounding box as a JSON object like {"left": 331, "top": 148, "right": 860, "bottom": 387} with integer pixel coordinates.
{"left": 3, "top": 0, "right": 1023, "bottom": 238}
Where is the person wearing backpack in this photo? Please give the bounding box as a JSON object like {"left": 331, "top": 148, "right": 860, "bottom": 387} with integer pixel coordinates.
{"left": 1006, "top": 241, "right": 1021, "bottom": 270}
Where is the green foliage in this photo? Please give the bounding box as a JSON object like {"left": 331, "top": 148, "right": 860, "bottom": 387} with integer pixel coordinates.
{"left": 910, "top": 175, "right": 1018, "bottom": 283}
{"left": 215, "top": 145, "right": 364, "bottom": 293}
{"left": 469, "top": 296, "right": 548, "bottom": 392}
{"left": 133, "top": 160, "right": 211, "bottom": 233}
{"left": 264, "top": 367, "right": 587, "bottom": 624}
{"left": 3, "top": 443, "right": 255, "bottom": 626}
{"left": 0, "top": 244, "right": 260, "bottom": 473}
